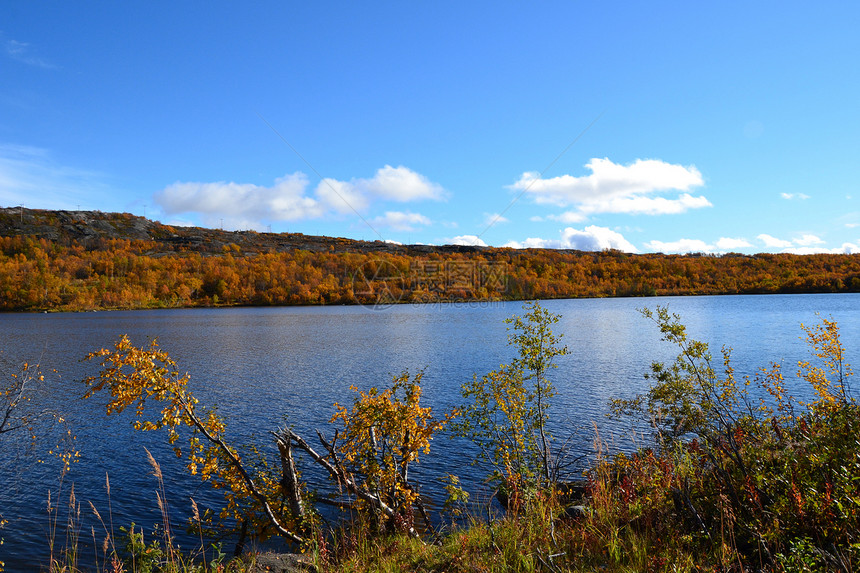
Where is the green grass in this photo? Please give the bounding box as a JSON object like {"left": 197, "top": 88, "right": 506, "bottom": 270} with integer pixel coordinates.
{"left": 15, "top": 310, "right": 860, "bottom": 572}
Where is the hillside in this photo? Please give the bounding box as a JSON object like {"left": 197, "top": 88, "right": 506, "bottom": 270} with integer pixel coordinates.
{"left": 0, "top": 206, "right": 484, "bottom": 256}
{"left": 1, "top": 206, "right": 859, "bottom": 312}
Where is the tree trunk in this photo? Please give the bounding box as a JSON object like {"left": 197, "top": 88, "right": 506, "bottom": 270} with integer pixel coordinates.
{"left": 277, "top": 434, "right": 304, "bottom": 520}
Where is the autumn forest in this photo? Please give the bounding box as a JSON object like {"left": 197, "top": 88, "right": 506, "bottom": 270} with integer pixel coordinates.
{"left": 1, "top": 208, "right": 859, "bottom": 312}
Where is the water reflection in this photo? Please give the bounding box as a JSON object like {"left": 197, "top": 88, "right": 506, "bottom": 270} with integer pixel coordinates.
{"left": 0, "top": 293, "right": 858, "bottom": 570}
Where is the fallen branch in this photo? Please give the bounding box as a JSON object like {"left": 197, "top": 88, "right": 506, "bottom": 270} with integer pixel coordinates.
{"left": 278, "top": 426, "right": 421, "bottom": 539}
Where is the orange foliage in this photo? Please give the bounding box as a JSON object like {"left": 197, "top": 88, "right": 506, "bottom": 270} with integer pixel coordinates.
{"left": 1, "top": 236, "right": 859, "bottom": 311}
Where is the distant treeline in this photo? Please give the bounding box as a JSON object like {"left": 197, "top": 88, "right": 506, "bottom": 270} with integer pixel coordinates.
{"left": 1, "top": 234, "right": 860, "bottom": 312}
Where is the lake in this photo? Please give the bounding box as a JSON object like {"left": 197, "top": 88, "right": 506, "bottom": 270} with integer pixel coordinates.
{"left": 1, "top": 293, "right": 859, "bottom": 570}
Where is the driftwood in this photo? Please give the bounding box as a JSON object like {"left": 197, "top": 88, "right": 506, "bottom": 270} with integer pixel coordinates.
{"left": 274, "top": 426, "right": 421, "bottom": 539}
{"left": 178, "top": 396, "right": 306, "bottom": 544}
{"left": 275, "top": 433, "right": 304, "bottom": 519}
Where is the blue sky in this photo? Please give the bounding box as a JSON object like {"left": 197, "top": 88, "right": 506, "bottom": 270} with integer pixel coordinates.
{"left": 2, "top": 2, "right": 859, "bottom": 253}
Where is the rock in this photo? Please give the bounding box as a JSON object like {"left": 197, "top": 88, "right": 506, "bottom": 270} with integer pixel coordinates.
{"left": 563, "top": 505, "right": 589, "bottom": 520}
{"left": 245, "top": 552, "right": 317, "bottom": 573}
{"left": 557, "top": 480, "right": 588, "bottom": 504}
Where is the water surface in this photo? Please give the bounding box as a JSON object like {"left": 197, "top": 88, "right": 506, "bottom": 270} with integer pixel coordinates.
{"left": 1, "top": 293, "right": 858, "bottom": 570}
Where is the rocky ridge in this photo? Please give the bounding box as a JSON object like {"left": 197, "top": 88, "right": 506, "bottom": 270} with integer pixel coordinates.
{"left": 0, "top": 206, "right": 491, "bottom": 256}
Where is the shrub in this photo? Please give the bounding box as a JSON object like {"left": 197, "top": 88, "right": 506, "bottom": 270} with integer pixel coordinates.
{"left": 606, "top": 307, "right": 860, "bottom": 569}
{"left": 83, "top": 338, "right": 453, "bottom": 551}
{"left": 453, "top": 301, "right": 570, "bottom": 507}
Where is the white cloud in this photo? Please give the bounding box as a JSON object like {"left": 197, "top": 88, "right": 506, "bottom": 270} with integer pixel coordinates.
{"left": 315, "top": 177, "right": 370, "bottom": 213}
{"left": 361, "top": 165, "right": 446, "bottom": 201}
{"left": 510, "top": 158, "right": 707, "bottom": 219}
{"left": 781, "top": 243, "right": 860, "bottom": 255}
{"left": 644, "top": 238, "right": 712, "bottom": 253}
{"left": 755, "top": 233, "right": 847, "bottom": 252}
{"left": 505, "top": 225, "right": 638, "bottom": 253}
{"left": 578, "top": 193, "right": 712, "bottom": 216}
{"left": 0, "top": 144, "right": 110, "bottom": 209}
{"left": 165, "top": 218, "right": 196, "bottom": 227}
{"left": 370, "top": 211, "right": 431, "bottom": 231}
{"left": 155, "top": 166, "right": 445, "bottom": 229}
{"left": 502, "top": 238, "right": 542, "bottom": 249}
{"left": 716, "top": 237, "right": 752, "bottom": 250}
{"left": 512, "top": 158, "right": 704, "bottom": 204}
{"left": 546, "top": 211, "right": 587, "bottom": 223}
{"left": 846, "top": 223, "right": 859, "bottom": 229}
{"left": 781, "top": 192, "right": 810, "bottom": 200}
{"left": 316, "top": 165, "right": 446, "bottom": 208}
{"left": 483, "top": 212, "right": 509, "bottom": 227}
{"left": 447, "top": 235, "right": 487, "bottom": 247}
{"left": 757, "top": 233, "right": 793, "bottom": 248}
{"left": 780, "top": 247, "right": 823, "bottom": 255}
{"left": 3, "top": 37, "right": 55, "bottom": 69}
{"left": 794, "top": 234, "right": 824, "bottom": 246}
{"left": 641, "top": 236, "right": 754, "bottom": 254}
{"left": 156, "top": 172, "right": 323, "bottom": 229}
